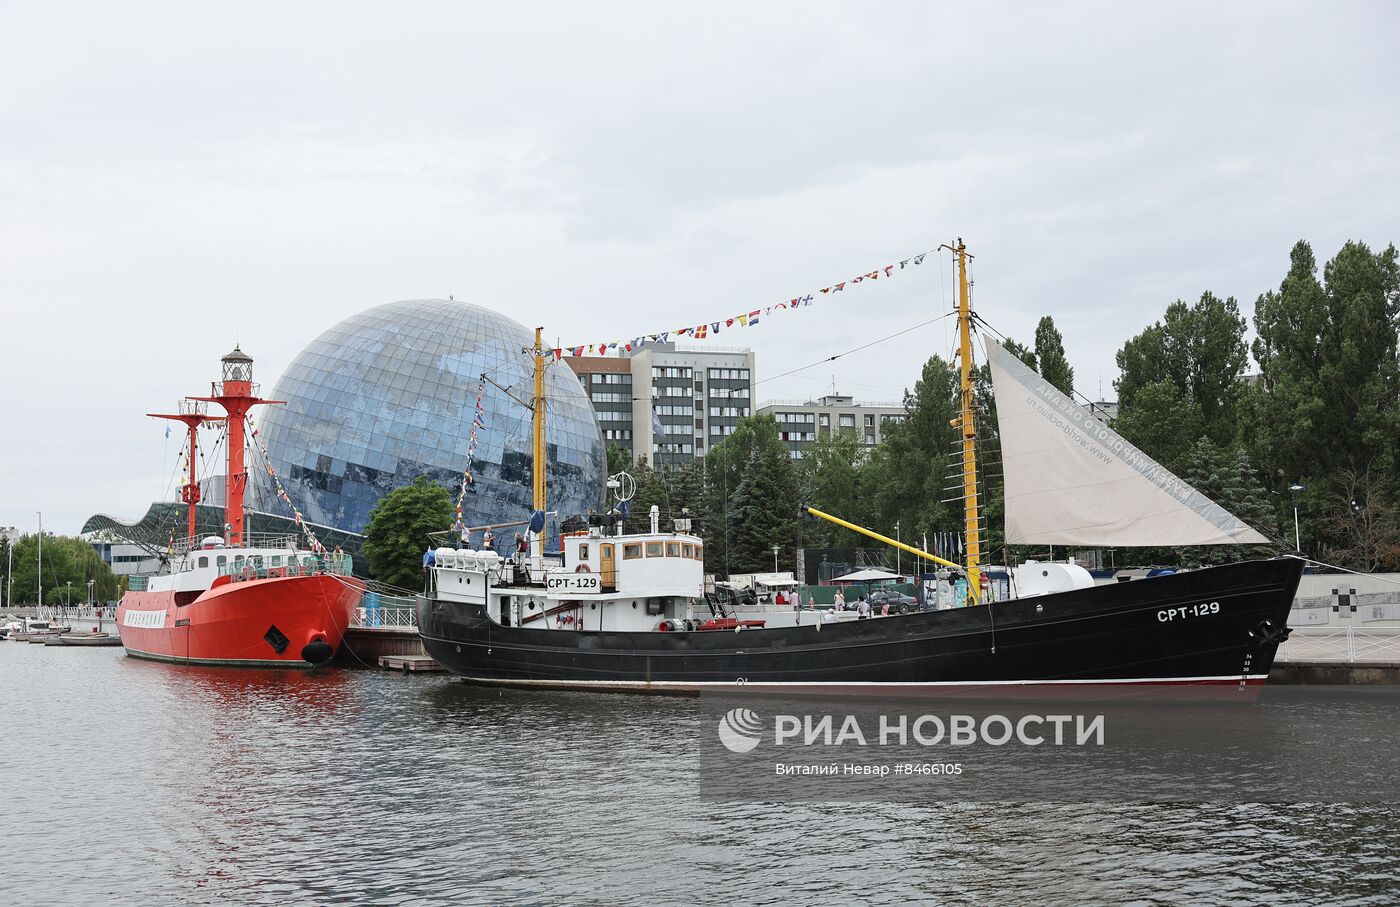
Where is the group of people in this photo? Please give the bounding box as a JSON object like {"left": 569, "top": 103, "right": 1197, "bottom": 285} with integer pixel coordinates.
{"left": 831, "top": 589, "right": 890, "bottom": 618}
{"left": 773, "top": 586, "right": 892, "bottom": 619}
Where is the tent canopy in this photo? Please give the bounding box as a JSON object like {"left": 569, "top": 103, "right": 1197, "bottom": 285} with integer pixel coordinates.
{"left": 830, "top": 568, "right": 900, "bottom": 583}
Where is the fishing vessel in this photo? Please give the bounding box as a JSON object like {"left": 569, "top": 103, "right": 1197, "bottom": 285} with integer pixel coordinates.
{"left": 417, "top": 244, "right": 1302, "bottom": 692}
{"left": 116, "top": 347, "right": 363, "bottom": 667}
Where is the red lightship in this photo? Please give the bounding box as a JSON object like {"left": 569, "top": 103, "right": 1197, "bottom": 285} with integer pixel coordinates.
{"left": 116, "top": 346, "right": 364, "bottom": 667}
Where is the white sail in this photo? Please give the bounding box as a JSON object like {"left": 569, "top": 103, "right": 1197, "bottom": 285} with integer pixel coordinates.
{"left": 984, "top": 339, "right": 1268, "bottom": 547}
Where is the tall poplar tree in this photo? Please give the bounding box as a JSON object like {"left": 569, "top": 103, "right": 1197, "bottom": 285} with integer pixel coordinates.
{"left": 1033, "top": 316, "right": 1075, "bottom": 397}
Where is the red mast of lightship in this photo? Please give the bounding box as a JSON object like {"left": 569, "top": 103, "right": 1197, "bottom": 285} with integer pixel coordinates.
{"left": 190, "top": 346, "right": 283, "bottom": 548}
{"left": 147, "top": 402, "right": 224, "bottom": 541}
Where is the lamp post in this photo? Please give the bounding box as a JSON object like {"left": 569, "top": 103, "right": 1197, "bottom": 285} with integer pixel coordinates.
{"left": 1289, "top": 484, "right": 1305, "bottom": 551}
{"left": 895, "top": 521, "right": 901, "bottom": 578}
{"left": 87, "top": 579, "right": 95, "bottom": 609}
{"left": 772, "top": 544, "right": 780, "bottom": 573}
{"left": 2, "top": 526, "right": 14, "bottom": 609}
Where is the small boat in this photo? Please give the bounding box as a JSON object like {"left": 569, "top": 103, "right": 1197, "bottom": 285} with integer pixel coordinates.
{"left": 58, "top": 632, "right": 124, "bottom": 646}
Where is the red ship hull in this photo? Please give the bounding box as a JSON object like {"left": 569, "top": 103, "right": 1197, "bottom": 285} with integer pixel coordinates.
{"left": 117, "top": 573, "right": 364, "bottom": 667}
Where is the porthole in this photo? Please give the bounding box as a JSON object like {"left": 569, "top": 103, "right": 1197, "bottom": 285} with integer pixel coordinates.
{"left": 1042, "top": 570, "right": 1049, "bottom": 577}
{"left": 632, "top": 602, "right": 638, "bottom": 609}
{"left": 1036, "top": 603, "right": 1044, "bottom": 613}
{"left": 591, "top": 603, "right": 597, "bottom": 610}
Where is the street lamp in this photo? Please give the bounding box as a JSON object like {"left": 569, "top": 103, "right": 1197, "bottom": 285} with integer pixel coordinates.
{"left": 87, "top": 579, "right": 95, "bottom": 609}
{"left": 772, "top": 544, "right": 780, "bottom": 573}
{"left": 1288, "top": 484, "right": 1305, "bottom": 551}
{"left": 2, "top": 526, "right": 14, "bottom": 609}
{"left": 895, "top": 521, "right": 901, "bottom": 578}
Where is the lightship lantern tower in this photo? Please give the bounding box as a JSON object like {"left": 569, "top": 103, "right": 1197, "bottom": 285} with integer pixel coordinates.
{"left": 191, "top": 346, "right": 284, "bottom": 547}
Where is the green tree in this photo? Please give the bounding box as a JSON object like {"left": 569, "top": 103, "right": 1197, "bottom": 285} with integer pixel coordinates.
{"left": 6, "top": 534, "right": 120, "bottom": 605}
{"left": 861, "top": 356, "right": 960, "bottom": 545}
{"left": 605, "top": 443, "right": 631, "bottom": 475}
{"left": 730, "top": 440, "right": 802, "bottom": 573}
{"left": 702, "top": 414, "right": 798, "bottom": 576}
{"left": 1112, "top": 380, "right": 1205, "bottom": 475}
{"left": 800, "top": 427, "right": 869, "bottom": 548}
{"left": 1033, "top": 316, "right": 1075, "bottom": 397}
{"left": 1003, "top": 337, "right": 1037, "bottom": 370}
{"left": 1250, "top": 240, "right": 1400, "bottom": 485}
{"left": 362, "top": 476, "right": 454, "bottom": 589}
{"left": 1178, "top": 438, "right": 1278, "bottom": 565}
{"left": 1114, "top": 292, "right": 1248, "bottom": 452}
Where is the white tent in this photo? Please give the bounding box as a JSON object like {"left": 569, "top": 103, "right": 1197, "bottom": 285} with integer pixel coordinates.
{"left": 830, "top": 568, "right": 900, "bottom": 583}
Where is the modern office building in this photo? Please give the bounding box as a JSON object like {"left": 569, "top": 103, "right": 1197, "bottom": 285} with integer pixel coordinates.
{"left": 756, "top": 393, "right": 907, "bottom": 458}
{"left": 566, "top": 343, "right": 755, "bottom": 470}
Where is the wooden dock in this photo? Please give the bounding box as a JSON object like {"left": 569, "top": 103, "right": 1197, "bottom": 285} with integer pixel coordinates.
{"left": 378, "top": 654, "right": 444, "bottom": 673}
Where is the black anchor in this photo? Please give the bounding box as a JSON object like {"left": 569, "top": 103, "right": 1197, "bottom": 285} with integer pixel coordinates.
{"left": 1248, "top": 619, "right": 1291, "bottom": 646}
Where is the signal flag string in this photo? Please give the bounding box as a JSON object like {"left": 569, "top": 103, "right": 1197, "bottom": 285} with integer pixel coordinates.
{"left": 453, "top": 377, "right": 488, "bottom": 536}
{"left": 244, "top": 413, "right": 327, "bottom": 555}
{"left": 550, "top": 248, "right": 937, "bottom": 360}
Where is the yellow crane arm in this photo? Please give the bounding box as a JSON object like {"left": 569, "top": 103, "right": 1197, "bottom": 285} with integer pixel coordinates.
{"left": 805, "top": 507, "right": 966, "bottom": 571}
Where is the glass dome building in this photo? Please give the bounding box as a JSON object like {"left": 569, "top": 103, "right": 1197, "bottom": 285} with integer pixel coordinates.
{"left": 253, "top": 299, "right": 605, "bottom": 538}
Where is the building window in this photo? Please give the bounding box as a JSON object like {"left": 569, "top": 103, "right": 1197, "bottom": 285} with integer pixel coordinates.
{"left": 820, "top": 414, "right": 830, "bottom": 427}
{"left": 865, "top": 414, "right": 875, "bottom": 426}
{"left": 839, "top": 414, "right": 855, "bottom": 428}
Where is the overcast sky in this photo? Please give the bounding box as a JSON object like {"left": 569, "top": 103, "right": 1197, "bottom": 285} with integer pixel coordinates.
{"left": 2, "top": 1, "right": 1396, "bottom": 534}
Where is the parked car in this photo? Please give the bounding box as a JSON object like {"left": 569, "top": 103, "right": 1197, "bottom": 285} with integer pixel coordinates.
{"left": 867, "top": 590, "right": 917, "bottom": 614}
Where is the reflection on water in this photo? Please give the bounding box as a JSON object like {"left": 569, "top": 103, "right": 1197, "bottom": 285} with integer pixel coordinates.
{"left": 5, "top": 643, "right": 1400, "bottom": 906}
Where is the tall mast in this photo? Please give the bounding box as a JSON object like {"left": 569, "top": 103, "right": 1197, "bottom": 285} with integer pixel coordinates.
{"left": 190, "top": 346, "right": 284, "bottom": 548}
{"left": 148, "top": 402, "right": 223, "bottom": 541}
{"left": 532, "top": 327, "right": 547, "bottom": 513}
{"left": 947, "top": 239, "right": 982, "bottom": 603}
{"left": 36, "top": 511, "right": 42, "bottom": 607}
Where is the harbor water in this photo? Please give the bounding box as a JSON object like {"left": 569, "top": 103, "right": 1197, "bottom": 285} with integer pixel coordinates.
{"left": 6, "top": 643, "right": 1400, "bottom": 906}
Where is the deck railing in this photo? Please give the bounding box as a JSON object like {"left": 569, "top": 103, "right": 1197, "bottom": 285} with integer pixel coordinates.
{"left": 216, "top": 554, "right": 355, "bottom": 584}
{"left": 351, "top": 593, "right": 419, "bottom": 629}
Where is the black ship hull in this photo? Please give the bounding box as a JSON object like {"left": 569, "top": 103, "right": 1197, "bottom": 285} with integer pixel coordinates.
{"left": 417, "top": 558, "right": 1302, "bottom": 694}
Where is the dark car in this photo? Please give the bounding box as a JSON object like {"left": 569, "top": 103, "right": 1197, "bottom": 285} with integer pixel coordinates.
{"left": 867, "top": 590, "right": 917, "bottom": 614}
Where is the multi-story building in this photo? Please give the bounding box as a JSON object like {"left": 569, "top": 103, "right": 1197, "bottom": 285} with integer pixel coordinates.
{"left": 566, "top": 343, "right": 756, "bottom": 470}
{"left": 566, "top": 357, "right": 637, "bottom": 462}
{"left": 756, "top": 393, "right": 907, "bottom": 459}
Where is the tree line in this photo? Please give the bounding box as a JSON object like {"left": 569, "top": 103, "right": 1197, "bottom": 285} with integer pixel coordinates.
{"left": 0, "top": 534, "right": 122, "bottom": 606}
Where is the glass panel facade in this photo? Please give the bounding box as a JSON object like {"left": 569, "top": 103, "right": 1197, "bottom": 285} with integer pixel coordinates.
{"left": 255, "top": 299, "right": 605, "bottom": 536}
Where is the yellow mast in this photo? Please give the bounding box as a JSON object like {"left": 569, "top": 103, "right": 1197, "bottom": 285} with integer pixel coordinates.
{"left": 940, "top": 238, "right": 982, "bottom": 604}
{"left": 532, "top": 326, "right": 547, "bottom": 513}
